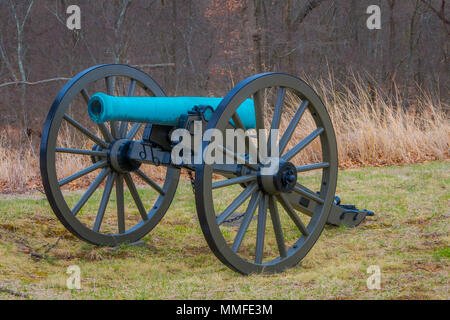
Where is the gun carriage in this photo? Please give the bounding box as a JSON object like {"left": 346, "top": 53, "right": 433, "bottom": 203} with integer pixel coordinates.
{"left": 40, "top": 64, "right": 372, "bottom": 274}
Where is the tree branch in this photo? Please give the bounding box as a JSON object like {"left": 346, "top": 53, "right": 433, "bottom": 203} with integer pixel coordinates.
{"left": 0, "top": 77, "right": 71, "bottom": 88}
{"left": 419, "top": 0, "right": 449, "bottom": 25}
{"left": 20, "top": 0, "right": 34, "bottom": 30}
{"left": 132, "top": 63, "right": 175, "bottom": 68}
{"left": 0, "top": 33, "right": 18, "bottom": 81}
{"left": 292, "top": 0, "right": 325, "bottom": 27}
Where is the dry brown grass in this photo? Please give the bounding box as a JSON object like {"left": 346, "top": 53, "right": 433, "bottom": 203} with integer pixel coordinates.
{"left": 0, "top": 73, "right": 448, "bottom": 192}
{"left": 310, "top": 73, "right": 449, "bottom": 167}
{"left": 0, "top": 125, "right": 40, "bottom": 192}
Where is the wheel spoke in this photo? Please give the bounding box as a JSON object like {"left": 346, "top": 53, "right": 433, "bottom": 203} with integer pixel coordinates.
{"left": 216, "top": 182, "right": 258, "bottom": 225}
{"left": 268, "top": 196, "right": 287, "bottom": 258}
{"left": 116, "top": 174, "right": 125, "bottom": 234}
{"left": 58, "top": 160, "right": 107, "bottom": 186}
{"left": 253, "top": 90, "right": 267, "bottom": 163}
{"left": 134, "top": 169, "right": 165, "bottom": 195}
{"left": 212, "top": 175, "right": 257, "bottom": 189}
{"left": 296, "top": 162, "right": 330, "bottom": 173}
{"left": 108, "top": 121, "right": 119, "bottom": 143}
{"left": 232, "top": 191, "right": 261, "bottom": 253}
{"left": 72, "top": 168, "right": 110, "bottom": 216}
{"left": 80, "top": 88, "right": 90, "bottom": 104}
{"left": 56, "top": 148, "right": 107, "bottom": 157}
{"left": 124, "top": 173, "right": 148, "bottom": 221}
{"left": 231, "top": 112, "right": 258, "bottom": 161}
{"left": 63, "top": 114, "right": 107, "bottom": 148}
{"left": 277, "top": 193, "right": 309, "bottom": 236}
{"left": 293, "top": 183, "right": 324, "bottom": 205}
{"left": 93, "top": 172, "right": 116, "bottom": 232}
{"left": 212, "top": 164, "right": 240, "bottom": 176}
{"left": 217, "top": 145, "right": 259, "bottom": 171}
{"left": 272, "top": 87, "right": 285, "bottom": 130}
{"left": 267, "top": 87, "right": 285, "bottom": 154}
{"left": 119, "top": 79, "right": 136, "bottom": 138}
{"left": 282, "top": 127, "right": 324, "bottom": 161}
{"left": 99, "top": 127, "right": 113, "bottom": 142}
{"left": 255, "top": 194, "right": 268, "bottom": 264}
{"left": 126, "top": 123, "right": 142, "bottom": 140}
{"left": 128, "top": 79, "right": 136, "bottom": 95}
{"left": 99, "top": 125, "right": 113, "bottom": 142}
{"left": 253, "top": 90, "right": 265, "bottom": 131}
{"left": 105, "top": 76, "right": 114, "bottom": 95}
{"left": 81, "top": 88, "right": 113, "bottom": 142}
{"left": 118, "top": 122, "right": 128, "bottom": 139}
{"left": 279, "top": 100, "right": 308, "bottom": 154}
{"left": 105, "top": 76, "right": 119, "bottom": 138}
{"left": 231, "top": 112, "right": 245, "bottom": 130}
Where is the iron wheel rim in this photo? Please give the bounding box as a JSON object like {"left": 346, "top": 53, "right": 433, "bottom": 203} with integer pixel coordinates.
{"left": 195, "top": 73, "right": 338, "bottom": 274}
{"left": 40, "top": 64, "right": 180, "bottom": 246}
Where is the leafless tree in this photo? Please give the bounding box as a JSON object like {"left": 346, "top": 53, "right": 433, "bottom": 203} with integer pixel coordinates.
{"left": 0, "top": 0, "right": 447, "bottom": 133}
{"left": 0, "top": 0, "right": 34, "bottom": 130}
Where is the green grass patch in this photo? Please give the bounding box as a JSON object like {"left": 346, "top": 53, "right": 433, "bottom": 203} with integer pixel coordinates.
{"left": 0, "top": 161, "right": 448, "bottom": 300}
{"left": 433, "top": 247, "right": 450, "bottom": 259}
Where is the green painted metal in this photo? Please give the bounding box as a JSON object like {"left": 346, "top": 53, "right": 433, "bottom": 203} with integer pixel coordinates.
{"left": 88, "top": 92, "right": 257, "bottom": 129}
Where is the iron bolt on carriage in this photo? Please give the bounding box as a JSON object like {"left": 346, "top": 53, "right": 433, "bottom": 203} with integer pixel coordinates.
{"left": 40, "top": 64, "right": 373, "bottom": 274}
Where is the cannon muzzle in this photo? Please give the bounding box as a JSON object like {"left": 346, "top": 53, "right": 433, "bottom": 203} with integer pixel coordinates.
{"left": 88, "top": 93, "right": 256, "bottom": 129}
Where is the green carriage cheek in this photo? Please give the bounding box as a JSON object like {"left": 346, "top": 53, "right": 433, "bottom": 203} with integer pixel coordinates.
{"left": 88, "top": 92, "right": 256, "bottom": 129}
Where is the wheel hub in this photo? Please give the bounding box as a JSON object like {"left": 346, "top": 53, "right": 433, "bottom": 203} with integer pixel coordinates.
{"left": 257, "top": 160, "right": 297, "bottom": 194}
{"left": 108, "top": 139, "right": 141, "bottom": 173}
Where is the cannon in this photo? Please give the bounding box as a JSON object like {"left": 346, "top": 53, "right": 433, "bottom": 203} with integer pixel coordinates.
{"left": 40, "top": 64, "right": 373, "bottom": 274}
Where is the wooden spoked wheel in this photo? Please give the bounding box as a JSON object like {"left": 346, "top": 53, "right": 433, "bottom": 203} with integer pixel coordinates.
{"left": 195, "top": 73, "right": 338, "bottom": 274}
{"left": 40, "top": 64, "right": 180, "bottom": 246}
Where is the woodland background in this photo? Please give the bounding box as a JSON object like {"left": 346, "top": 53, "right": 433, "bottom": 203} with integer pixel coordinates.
{"left": 0, "top": 0, "right": 448, "bottom": 191}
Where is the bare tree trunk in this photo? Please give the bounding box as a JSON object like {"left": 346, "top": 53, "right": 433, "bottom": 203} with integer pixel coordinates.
{"left": 284, "top": 0, "right": 325, "bottom": 74}
{"left": 170, "top": 0, "right": 178, "bottom": 94}
{"left": 387, "top": 0, "right": 397, "bottom": 96}
{"left": 285, "top": 0, "right": 295, "bottom": 73}
{"left": 112, "top": 0, "right": 132, "bottom": 64}
{"left": 181, "top": 0, "right": 198, "bottom": 91}
{"left": 404, "top": 0, "right": 421, "bottom": 108}
{"left": 246, "top": 0, "right": 263, "bottom": 74}
{"left": 419, "top": 0, "right": 449, "bottom": 28}
{"left": 261, "top": 0, "right": 270, "bottom": 71}
{"left": 350, "top": 0, "right": 359, "bottom": 44}
{"left": 8, "top": 0, "right": 34, "bottom": 132}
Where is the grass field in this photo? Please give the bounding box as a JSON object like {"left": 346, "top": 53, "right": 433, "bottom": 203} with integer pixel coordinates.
{"left": 0, "top": 161, "right": 448, "bottom": 300}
